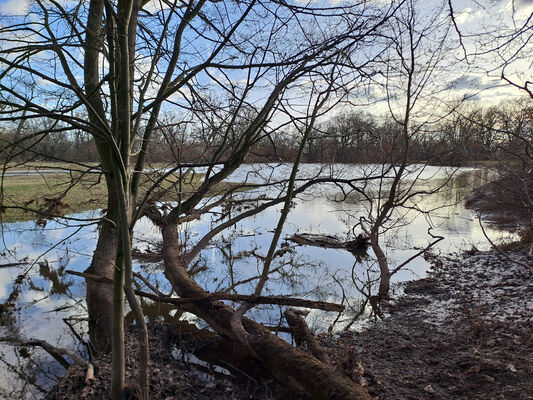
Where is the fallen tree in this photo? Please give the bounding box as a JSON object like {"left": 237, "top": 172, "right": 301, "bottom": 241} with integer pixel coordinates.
{"left": 0, "top": 0, "right": 404, "bottom": 397}
{"left": 160, "top": 221, "right": 372, "bottom": 400}
{"left": 289, "top": 233, "right": 369, "bottom": 255}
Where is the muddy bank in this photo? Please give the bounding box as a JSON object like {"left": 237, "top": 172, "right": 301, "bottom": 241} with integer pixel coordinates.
{"left": 327, "top": 248, "right": 533, "bottom": 399}
{"left": 46, "top": 247, "right": 532, "bottom": 399}
{"left": 464, "top": 169, "right": 533, "bottom": 230}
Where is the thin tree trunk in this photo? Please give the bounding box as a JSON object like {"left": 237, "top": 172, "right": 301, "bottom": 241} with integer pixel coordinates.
{"left": 370, "top": 230, "right": 390, "bottom": 299}
{"left": 115, "top": 173, "right": 150, "bottom": 400}
{"left": 112, "top": 237, "right": 125, "bottom": 400}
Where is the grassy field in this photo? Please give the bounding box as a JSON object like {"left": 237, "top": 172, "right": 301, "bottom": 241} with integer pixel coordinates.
{"left": 0, "top": 165, "right": 234, "bottom": 223}
{"left": 0, "top": 172, "right": 107, "bottom": 222}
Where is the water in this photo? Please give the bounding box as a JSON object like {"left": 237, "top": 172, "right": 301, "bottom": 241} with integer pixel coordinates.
{"left": 0, "top": 163, "right": 512, "bottom": 398}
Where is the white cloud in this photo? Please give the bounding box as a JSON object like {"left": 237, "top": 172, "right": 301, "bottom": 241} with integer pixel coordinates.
{"left": 454, "top": 7, "right": 474, "bottom": 24}
{"left": 497, "top": 0, "right": 533, "bottom": 21}
{"left": 0, "top": 0, "right": 30, "bottom": 15}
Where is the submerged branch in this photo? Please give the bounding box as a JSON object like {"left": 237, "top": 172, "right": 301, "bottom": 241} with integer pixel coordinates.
{"left": 0, "top": 336, "right": 94, "bottom": 385}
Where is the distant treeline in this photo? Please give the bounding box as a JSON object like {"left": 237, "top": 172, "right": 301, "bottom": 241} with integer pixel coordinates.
{"left": 1, "top": 99, "right": 531, "bottom": 167}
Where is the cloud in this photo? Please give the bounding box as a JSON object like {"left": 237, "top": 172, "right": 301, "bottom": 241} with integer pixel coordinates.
{"left": 504, "top": 0, "right": 533, "bottom": 18}
{"left": 446, "top": 75, "right": 497, "bottom": 91}
{"left": 0, "top": 0, "right": 30, "bottom": 15}
{"left": 454, "top": 7, "right": 474, "bottom": 24}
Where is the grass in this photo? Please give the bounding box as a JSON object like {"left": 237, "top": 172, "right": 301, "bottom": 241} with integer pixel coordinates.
{"left": 0, "top": 167, "right": 240, "bottom": 223}
{"left": 1, "top": 173, "right": 107, "bottom": 223}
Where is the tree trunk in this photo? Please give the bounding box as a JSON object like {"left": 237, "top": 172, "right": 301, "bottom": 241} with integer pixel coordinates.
{"left": 160, "top": 223, "right": 371, "bottom": 400}
{"left": 85, "top": 218, "right": 118, "bottom": 354}
{"left": 370, "top": 231, "right": 390, "bottom": 300}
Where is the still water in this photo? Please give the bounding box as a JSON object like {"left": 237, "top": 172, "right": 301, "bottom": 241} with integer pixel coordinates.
{"left": 0, "top": 163, "right": 512, "bottom": 398}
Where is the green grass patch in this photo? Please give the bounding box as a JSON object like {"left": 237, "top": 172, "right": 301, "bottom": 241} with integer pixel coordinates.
{"left": 0, "top": 173, "right": 107, "bottom": 223}
{"left": 0, "top": 170, "right": 241, "bottom": 223}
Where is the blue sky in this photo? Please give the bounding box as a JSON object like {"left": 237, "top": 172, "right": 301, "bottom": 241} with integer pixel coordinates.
{"left": 0, "top": 0, "right": 530, "bottom": 122}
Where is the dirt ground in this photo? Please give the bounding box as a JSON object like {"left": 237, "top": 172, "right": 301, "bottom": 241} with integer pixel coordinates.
{"left": 328, "top": 248, "right": 533, "bottom": 400}
{"left": 45, "top": 321, "right": 300, "bottom": 400}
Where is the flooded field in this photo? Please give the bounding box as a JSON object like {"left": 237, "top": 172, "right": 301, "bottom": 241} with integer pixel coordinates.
{"left": 0, "top": 163, "right": 513, "bottom": 398}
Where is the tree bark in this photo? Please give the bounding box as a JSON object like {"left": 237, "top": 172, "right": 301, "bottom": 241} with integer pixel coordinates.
{"left": 160, "top": 222, "right": 371, "bottom": 400}
{"left": 370, "top": 230, "right": 390, "bottom": 300}
{"left": 85, "top": 217, "right": 118, "bottom": 354}
{"left": 284, "top": 309, "right": 329, "bottom": 363}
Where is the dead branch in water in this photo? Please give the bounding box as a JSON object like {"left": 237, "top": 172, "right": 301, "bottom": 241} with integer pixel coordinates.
{"left": 0, "top": 336, "right": 94, "bottom": 385}
{"left": 289, "top": 233, "right": 369, "bottom": 255}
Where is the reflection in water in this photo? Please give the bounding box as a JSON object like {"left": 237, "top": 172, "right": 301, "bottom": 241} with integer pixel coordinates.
{"left": 0, "top": 164, "right": 512, "bottom": 398}
{"left": 38, "top": 261, "right": 73, "bottom": 296}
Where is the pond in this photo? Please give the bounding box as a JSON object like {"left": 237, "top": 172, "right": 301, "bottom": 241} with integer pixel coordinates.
{"left": 0, "top": 163, "right": 512, "bottom": 399}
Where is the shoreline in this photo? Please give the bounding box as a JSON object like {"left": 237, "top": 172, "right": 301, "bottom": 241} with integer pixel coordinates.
{"left": 328, "top": 248, "right": 533, "bottom": 399}
{"left": 46, "top": 247, "right": 533, "bottom": 399}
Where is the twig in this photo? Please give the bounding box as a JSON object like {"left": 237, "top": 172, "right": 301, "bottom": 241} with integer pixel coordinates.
{"left": 66, "top": 269, "right": 345, "bottom": 311}
{"left": 0, "top": 262, "right": 29, "bottom": 269}
{"left": 0, "top": 336, "right": 94, "bottom": 385}
{"left": 391, "top": 228, "right": 445, "bottom": 275}
{"left": 134, "top": 272, "right": 167, "bottom": 297}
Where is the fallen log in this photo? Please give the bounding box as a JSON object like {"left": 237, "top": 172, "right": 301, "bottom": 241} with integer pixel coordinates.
{"left": 136, "top": 290, "right": 345, "bottom": 312}
{"left": 66, "top": 270, "right": 345, "bottom": 312}
{"left": 161, "top": 222, "right": 372, "bottom": 400}
{"left": 166, "top": 319, "right": 266, "bottom": 380}
{"left": 289, "top": 233, "right": 369, "bottom": 255}
{"left": 284, "top": 309, "right": 329, "bottom": 363}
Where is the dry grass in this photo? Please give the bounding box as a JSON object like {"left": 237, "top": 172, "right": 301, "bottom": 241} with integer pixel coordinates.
{"left": 1, "top": 172, "right": 107, "bottom": 222}
{"left": 0, "top": 166, "right": 239, "bottom": 223}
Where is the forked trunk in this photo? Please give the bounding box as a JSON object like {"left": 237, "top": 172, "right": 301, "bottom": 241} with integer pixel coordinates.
{"left": 160, "top": 223, "right": 371, "bottom": 400}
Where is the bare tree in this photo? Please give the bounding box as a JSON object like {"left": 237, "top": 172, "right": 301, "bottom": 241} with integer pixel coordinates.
{"left": 350, "top": 0, "right": 455, "bottom": 299}
{"left": 448, "top": 0, "right": 533, "bottom": 255}
{"left": 0, "top": 0, "right": 405, "bottom": 398}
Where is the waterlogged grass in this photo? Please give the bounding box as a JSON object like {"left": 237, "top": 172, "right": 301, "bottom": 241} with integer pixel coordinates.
{"left": 0, "top": 167, "right": 237, "bottom": 223}
{"left": 0, "top": 173, "right": 107, "bottom": 222}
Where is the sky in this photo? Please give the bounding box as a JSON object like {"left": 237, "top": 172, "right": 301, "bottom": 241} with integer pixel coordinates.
{"left": 0, "top": 0, "right": 29, "bottom": 15}
{"left": 424, "top": 0, "right": 532, "bottom": 104}
{"left": 0, "top": 0, "right": 531, "bottom": 122}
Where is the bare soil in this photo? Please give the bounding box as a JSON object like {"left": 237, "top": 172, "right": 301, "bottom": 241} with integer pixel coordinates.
{"left": 326, "top": 248, "right": 533, "bottom": 400}
{"left": 45, "top": 322, "right": 299, "bottom": 400}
